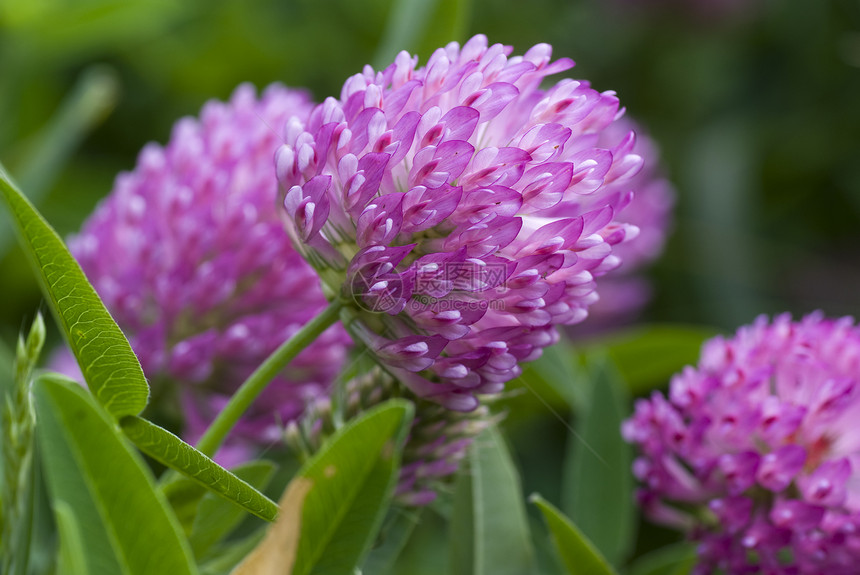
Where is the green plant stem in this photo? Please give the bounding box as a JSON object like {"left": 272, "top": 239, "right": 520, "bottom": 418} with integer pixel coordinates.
{"left": 194, "top": 300, "right": 344, "bottom": 458}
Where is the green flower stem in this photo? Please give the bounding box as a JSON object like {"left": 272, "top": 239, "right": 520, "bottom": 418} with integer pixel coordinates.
{"left": 195, "top": 300, "right": 344, "bottom": 458}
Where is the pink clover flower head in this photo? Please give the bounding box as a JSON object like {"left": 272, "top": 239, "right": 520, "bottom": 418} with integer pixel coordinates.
{"left": 623, "top": 312, "right": 860, "bottom": 574}
{"left": 278, "top": 35, "right": 644, "bottom": 411}
{"left": 69, "top": 83, "right": 351, "bottom": 464}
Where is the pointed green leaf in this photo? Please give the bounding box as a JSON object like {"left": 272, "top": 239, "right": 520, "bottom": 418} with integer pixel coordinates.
{"left": 34, "top": 374, "right": 197, "bottom": 575}
{"left": 563, "top": 354, "right": 635, "bottom": 566}
{"left": 300, "top": 400, "right": 412, "bottom": 575}
{"left": 521, "top": 342, "right": 586, "bottom": 410}
{"left": 0, "top": 165, "right": 149, "bottom": 418}
{"left": 469, "top": 425, "right": 536, "bottom": 575}
{"left": 27, "top": 446, "right": 57, "bottom": 575}
{"left": 373, "top": 0, "right": 471, "bottom": 67}
{"left": 54, "top": 501, "right": 89, "bottom": 575}
{"left": 362, "top": 508, "right": 422, "bottom": 575}
{"left": 234, "top": 400, "right": 413, "bottom": 575}
{"left": 189, "top": 460, "right": 276, "bottom": 558}
{"left": 163, "top": 476, "right": 210, "bottom": 534}
{"left": 414, "top": 0, "right": 471, "bottom": 59}
{"left": 626, "top": 543, "right": 697, "bottom": 575}
{"left": 449, "top": 466, "right": 475, "bottom": 575}
{"left": 119, "top": 416, "right": 278, "bottom": 522}
{"left": 530, "top": 494, "right": 618, "bottom": 575}
{"left": 199, "top": 530, "right": 266, "bottom": 575}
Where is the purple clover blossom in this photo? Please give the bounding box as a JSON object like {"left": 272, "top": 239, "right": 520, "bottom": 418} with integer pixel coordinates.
{"left": 68, "top": 83, "right": 351, "bottom": 465}
{"left": 277, "top": 35, "right": 644, "bottom": 411}
{"left": 570, "top": 117, "right": 674, "bottom": 330}
{"left": 623, "top": 313, "right": 860, "bottom": 575}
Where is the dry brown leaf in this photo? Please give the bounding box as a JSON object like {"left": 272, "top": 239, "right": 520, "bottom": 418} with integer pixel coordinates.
{"left": 231, "top": 477, "right": 314, "bottom": 575}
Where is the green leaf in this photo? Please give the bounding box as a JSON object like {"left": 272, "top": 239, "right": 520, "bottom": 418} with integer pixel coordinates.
{"left": 34, "top": 374, "right": 197, "bottom": 575}
{"left": 449, "top": 465, "right": 475, "bottom": 575}
{"left": 584, "top": 325, "right": 716, "bottom": 394}
{"left": 626, "top": 543, "right": 697, "bottom": 575}
{"left": 163, "top": 476, "right": 210, "bottom": 534}
{"left": 454, "top": 425, "right": 536, "bottom": 575}
{"left": 361, "top": 508, "right": 422, "bottom": 575}
{"left": 563, "top": 354, "right": 635, "bottom": 567}
{"left": 0, "top": 165, "right": 149, "bottom": 418}
{"left": 530, "top": 494, "right": 618, "bottom": 575}
{"left": 413, "top": 0, "right": 471, "bottom": 60}
{"left": 199, "top": 530, "right": 266, "bottom": 575}
{"left": 372, "top": 0, "right": 471, "bottom": 67}
{"left": 119, "top": 415, "right": 278, "bottom": 522}
{"left": 233, "top": 400, "right": 414, "bottom": 575}
{"left": 27, "top": 445, "right": 57, "bottom": 575}
{"left": 189, "top": 460, "right": 276, "bottom": 558}
{"left": 520, "top": 341, "right": 586, "bottom": 410}
{"left": 54, "top": 500, "right": 89, "bottom": 575}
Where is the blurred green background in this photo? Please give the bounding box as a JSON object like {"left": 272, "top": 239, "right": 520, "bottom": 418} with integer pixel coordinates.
{"left": 1, "top": 0, "right": 859, "bottom": 572}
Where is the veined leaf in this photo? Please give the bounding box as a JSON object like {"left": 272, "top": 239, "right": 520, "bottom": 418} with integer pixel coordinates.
{"left": 454, "top": 425, "right": 536, "bottom": 575}
{"left": 189, "top": 461, "right": 276, "bottom": 558}
{"left": 34, "top": 374, "right": 197, "bottom": 575}
{"left": 119, "top": 416, "right": 278, "bottom": 522}
{"left": 562, "top": 354, "right": 635, "bottom": 566}
{"left": 0, "top": 165, "right": 149, "bottom": 418}
{"left": 232, "top": 478, "right": 312, "bottom": 575}
{"left": 530, "top": 494, "right": 618, "bottom": 575}
{"left": 233, "top": 400, "right": 414, "bottom": 575}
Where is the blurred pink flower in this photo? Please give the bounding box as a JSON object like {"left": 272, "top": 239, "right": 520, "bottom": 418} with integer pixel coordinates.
{"left": 65, "top": 83, "right": 351, "bottom": 464}
{"left": 624, "top": 313, "right": 860, "bottom": 574}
